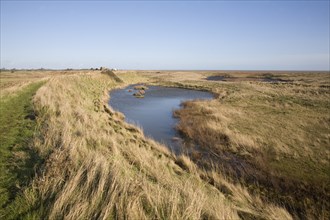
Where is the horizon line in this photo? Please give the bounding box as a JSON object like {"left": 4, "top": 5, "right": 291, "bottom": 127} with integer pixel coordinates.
{"left": 1, "top": 67, "right": 329, "bottom": 72}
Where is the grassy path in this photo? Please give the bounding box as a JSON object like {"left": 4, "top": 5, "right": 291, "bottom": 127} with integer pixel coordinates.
{"left": 0, "top": 81, "right": 44, "bottom": 216}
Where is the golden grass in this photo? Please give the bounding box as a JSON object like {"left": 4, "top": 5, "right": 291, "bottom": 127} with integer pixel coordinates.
{"left": 28, "top": 72, "right": 241, "bottom": 219}
{"left": 166, "top": 71, "right": 330, "bottom": 219}
{"left": 0, "top": 70, "right": 80, "bottom": 100}
{"left": 1, "top": 70, "right": 295, "bottom": 219}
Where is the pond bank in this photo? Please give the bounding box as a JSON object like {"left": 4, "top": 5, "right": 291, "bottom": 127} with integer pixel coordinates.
{"left": 109, "top": 84, "right": 214, "bottom": 153}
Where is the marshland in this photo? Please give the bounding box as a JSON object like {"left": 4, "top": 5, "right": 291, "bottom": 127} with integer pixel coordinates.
{"left": 1, "top": 1, "right": 329, "bottom": 219}
{"left": 0, "top": 69, "right": 329, "bottom": 219}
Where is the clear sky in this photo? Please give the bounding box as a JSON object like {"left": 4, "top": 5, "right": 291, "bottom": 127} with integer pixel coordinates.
{"left": 1, "top": 0, "right": 329, "bottom": 70}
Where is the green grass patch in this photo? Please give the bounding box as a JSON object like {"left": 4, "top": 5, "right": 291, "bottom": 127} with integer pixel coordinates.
{"left": 0, "top": 81, "right": 44, "bottom": 217}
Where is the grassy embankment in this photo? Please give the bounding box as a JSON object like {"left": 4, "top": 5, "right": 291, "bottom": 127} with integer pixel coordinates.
{"left": 0, "top": 70, "right": 292, "bottom": 219}
{"left": 145, "top": 71, "right": 329, "bottom": 219}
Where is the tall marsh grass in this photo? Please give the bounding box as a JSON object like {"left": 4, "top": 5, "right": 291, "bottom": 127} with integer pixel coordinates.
{"left": 1, "top": 71, "right": 293, "bottom": 219}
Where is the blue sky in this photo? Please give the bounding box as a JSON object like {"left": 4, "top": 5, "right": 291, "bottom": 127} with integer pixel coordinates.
{"left": 1, "top": 0, "right": 329, "bottom": 70}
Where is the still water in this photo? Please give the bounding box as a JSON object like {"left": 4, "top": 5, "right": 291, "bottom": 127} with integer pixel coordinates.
{"left": 109, "top": 85, "right": 213, "bottom": 153}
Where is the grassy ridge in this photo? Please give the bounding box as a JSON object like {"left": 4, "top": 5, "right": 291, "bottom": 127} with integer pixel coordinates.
{"left": 0, "top": 81, "right": 44, "bottom": 217}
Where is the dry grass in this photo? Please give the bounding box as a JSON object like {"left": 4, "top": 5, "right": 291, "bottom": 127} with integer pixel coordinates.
{"left": 167, "top": 71, "right": 330, "bottom": 219}
{"left": 1, "top": 70, "right": 295, "bottom": 219}
{"left": 0, "top": 69, "right": 80, "bottom": 100}
{"left": 29, "top": 72, "right": 239, "bottom": 219}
